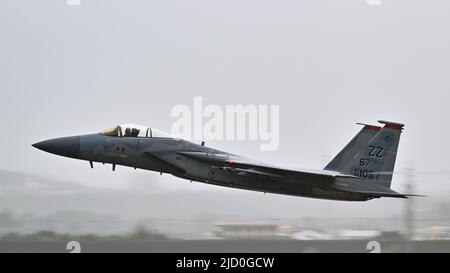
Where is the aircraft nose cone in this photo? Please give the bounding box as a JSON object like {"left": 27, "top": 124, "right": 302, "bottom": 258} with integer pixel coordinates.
{"left": 32, "top": 136, "right": 80, "bottom": 158}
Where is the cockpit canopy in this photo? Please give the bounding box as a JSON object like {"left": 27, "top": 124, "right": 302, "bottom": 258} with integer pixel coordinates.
{"left": 100, "top": 124, "right": 171, "bottom": 138}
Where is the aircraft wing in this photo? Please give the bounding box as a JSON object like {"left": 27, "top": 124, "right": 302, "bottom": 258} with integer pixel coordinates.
{"left": 155, "top": 151, "right": 424, "bottom": 199}
{"left": 178, "top": 151, "right": 349, "bottom": 180}
{"left": 211, "top": 166, "right": 284, "bottom": 178}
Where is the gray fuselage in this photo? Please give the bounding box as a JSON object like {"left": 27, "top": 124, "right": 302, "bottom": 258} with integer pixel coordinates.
{"left": 33, "top": 133, "right": 370, "bottom": 201}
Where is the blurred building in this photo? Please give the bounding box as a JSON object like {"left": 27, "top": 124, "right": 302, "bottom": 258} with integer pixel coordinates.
{"left": 336, "top": 230, "right": 381, "bottom": 240}
{"left": 414, "top": 226, "right": 450, "bottom": 241}
{"left": 213, "top": 221, "right": 282, "bottom": 239}
{"left": 291, "top": 229, "right": 331, "bottom": 240}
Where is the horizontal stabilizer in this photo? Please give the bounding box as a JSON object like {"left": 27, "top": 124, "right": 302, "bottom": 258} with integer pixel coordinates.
{"left": 402, "top": 194, "right": 427, "bottom": 197}
{"left": 331, "top": 176, "right": 425, "bottom": 199}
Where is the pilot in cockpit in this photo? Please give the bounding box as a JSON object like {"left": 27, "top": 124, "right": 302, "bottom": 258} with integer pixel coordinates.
{"left": 124, "top": 128, "right": 132, "bottom": 137}
{"left": 123, "top": 127, "right": 140, "bottom": 137}
{"left": 100, "top": 124, "right": 170, "bottom": 138}
{"left": 131, "top": 128, "right": 140, "bottom": 137}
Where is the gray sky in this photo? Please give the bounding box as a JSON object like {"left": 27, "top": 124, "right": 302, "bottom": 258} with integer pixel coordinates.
{"left": 1, "top": 0, "right": 450, "bottom": 199}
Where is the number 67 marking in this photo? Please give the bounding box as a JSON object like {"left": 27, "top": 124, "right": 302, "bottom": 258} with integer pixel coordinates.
{"left": 359, "top": 158, "right": 371, "bottom": 166}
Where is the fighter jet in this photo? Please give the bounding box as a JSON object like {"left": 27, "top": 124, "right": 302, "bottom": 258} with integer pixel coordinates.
{"left": 32, "top": 120, "right": 420, "bottom": 201}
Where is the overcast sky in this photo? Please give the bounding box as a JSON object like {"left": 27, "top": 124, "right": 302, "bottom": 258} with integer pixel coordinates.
{"left": 1, "top": 0, "right": 449, "bottom": 201}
